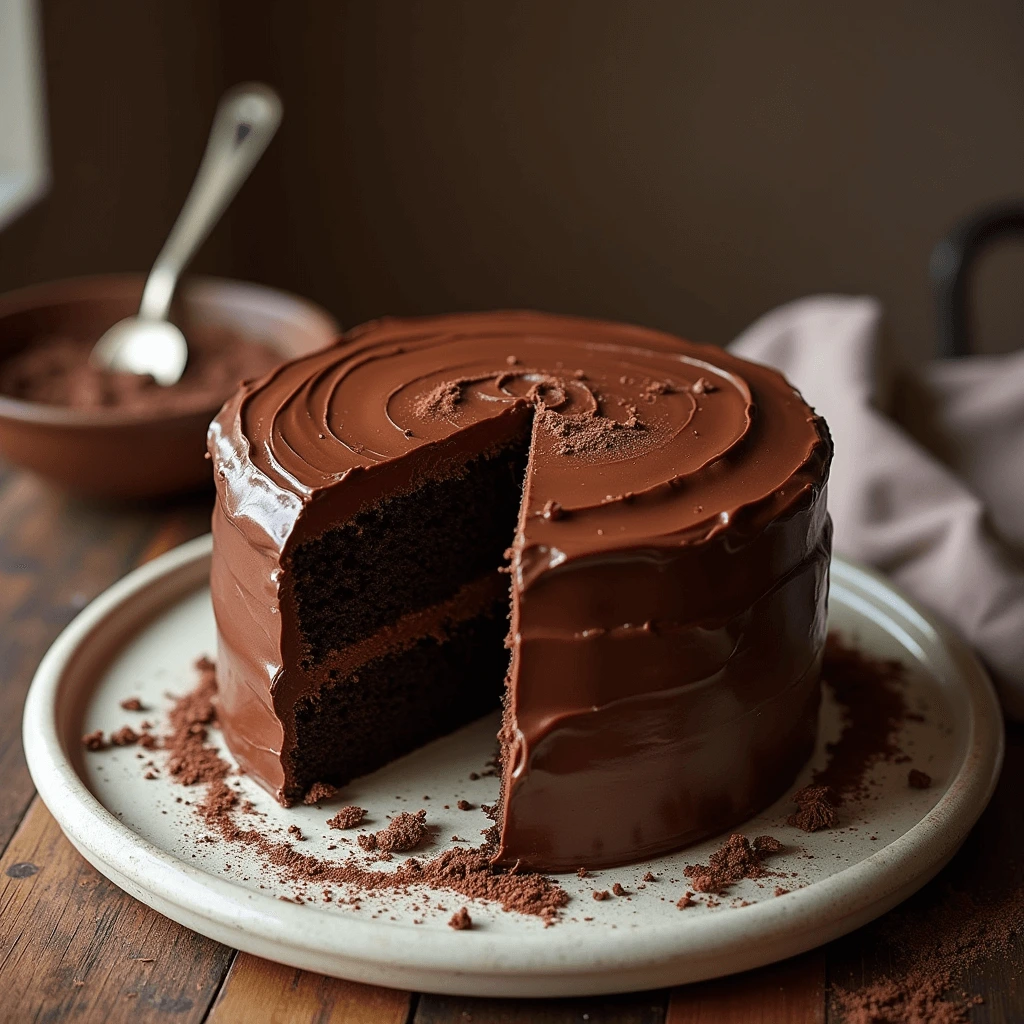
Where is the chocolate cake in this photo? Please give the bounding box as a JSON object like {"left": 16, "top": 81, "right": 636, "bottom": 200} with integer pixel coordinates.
{"left": 209, "top": 311, "right": 833, "bottom": 871}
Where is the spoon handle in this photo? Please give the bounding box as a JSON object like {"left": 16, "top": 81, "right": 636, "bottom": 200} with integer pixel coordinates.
{"left": 138, "top": 83, "right": 282, "bottom": 322}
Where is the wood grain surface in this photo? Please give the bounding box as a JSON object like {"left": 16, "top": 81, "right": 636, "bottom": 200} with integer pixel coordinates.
{"left": 0, "top": 461, "right": 1021, "bottom": 1022}
{"left": 207, "top": 954, "right": 411, "bottom": 1024}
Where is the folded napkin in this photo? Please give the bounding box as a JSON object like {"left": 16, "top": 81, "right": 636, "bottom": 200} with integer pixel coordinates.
{"left": 731, "top": 296, "right": 1024, "bottom": 720}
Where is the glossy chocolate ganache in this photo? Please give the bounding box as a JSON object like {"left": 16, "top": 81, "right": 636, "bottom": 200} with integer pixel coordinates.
{"left": 209, "top": 311, "right": 833, "bottom": 871}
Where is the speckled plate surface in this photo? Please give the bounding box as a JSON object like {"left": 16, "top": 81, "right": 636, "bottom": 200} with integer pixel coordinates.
{"left": 23, "top": 535, "right": 1003, "bottom": 997}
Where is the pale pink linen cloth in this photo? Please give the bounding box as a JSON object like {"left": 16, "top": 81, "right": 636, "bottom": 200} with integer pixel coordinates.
{"left": 730, "top": 296, "right": 1024, "bottom": 720}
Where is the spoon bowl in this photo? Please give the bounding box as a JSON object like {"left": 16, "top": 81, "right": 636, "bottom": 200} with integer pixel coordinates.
{"left": 90, "top": 318, "right": 189, "bottom": 385}
{"left": 90, "top": 83, "right": 282, "bottom": 384}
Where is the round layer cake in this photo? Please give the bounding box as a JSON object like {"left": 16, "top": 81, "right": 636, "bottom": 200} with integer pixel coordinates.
{"left": 209, "top": 311, "right": 833, "bottom": 871}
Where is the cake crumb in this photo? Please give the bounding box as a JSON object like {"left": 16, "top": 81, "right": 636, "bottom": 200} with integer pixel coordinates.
{"left": 303, "top": 782, "right": 337, "bottom": 805}
{"left": 457, "top": 800, "right": 473, "bottom": 811}
{"left": 327, "top": 806, "right": 366, "bottom": 830}
{"left": 119, "top": 697, "right": 145, "bottom": 711}
{"left": 287, "top": 825, "right": 305, "bottom": 841}
{"left": 677, "top": 892, "right": 695, "bottom": 909}
{"left": 642, "top": 871, "right": 657, "bottom": 882}
{"left": 577, "top": 867, "right": 589, "bottom": 879}
{"left": 786, "top": 785, "right": 839, "bottom": 832}
{"left": 82, "top": 730, "right": 107, "bottom": 751}
{"left": 774, "top": 887, "right": 790, "bottom": 897}
{"left": 908, "top": 769, "right": 932, "bottom": 789}
{"left": 612, "top": 882, "right": 627, "bottom": 897}
{"left": 592, "top": 890, "right": 610, "bottom": 901}
{"left": 448, "top": 907, "right": 473, "bottom": 930}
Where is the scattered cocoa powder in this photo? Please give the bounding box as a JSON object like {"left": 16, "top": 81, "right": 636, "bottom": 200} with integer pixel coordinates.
{"left": 157, "top": 662, "right": 568, "bottom": 923}
{"left": 448, "top": 907, "right": 472, "bottom": 930}
{"left": 303, "top": 782, "right": 337, "bottom": 805}
{"left": 908, "top": 769, "right": 932, "bottom": 789}
{"left": 787, "top": 785, "right": 840, "bottom": 832}
{"left": 82, "top": 730, "right": 107, "bottom": 751}
{"left": 119, "top": 697, "right": 145, "bottom": 712}
{"left": 814, "top": 636, "right": 911, "bottom": 803}
{"left": 683, "top": 835, "right": 783, "bottom": 895}
{"left": 833, "top": 881, "right": 1024, "bottom": 1023}
{"left": 774, "top": 887, "right": 790, "bottom": 897}
{"left": 327, "top": 806, "right": 366, "bottom": 830}
{"left": 109, "top": 726, "right": 139, "bottom": 747}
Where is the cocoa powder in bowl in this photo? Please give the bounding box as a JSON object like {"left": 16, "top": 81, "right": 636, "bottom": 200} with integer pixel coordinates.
{"left": 0, "top": 274, "right": 338, "bottom": 498}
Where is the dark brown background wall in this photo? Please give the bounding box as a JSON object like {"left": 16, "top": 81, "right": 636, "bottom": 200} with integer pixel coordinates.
{"left": 2, "top": 0, "right": 1023, "bottom": 360}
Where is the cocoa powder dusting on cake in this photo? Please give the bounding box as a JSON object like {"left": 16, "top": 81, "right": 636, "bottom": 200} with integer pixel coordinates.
{"left": 327, "top": 806, "right": 366, "bottom": 830}
{"left": 536, "top": 406, "right": 644, "bottom": 457}
{"left": 414, "top": 381, "right": 463, "bottom": 419}
{"left": 787, "top": 785, "right": 840, "bottom": 832}
{"left": 908, "top": 769, "right": 932, "bottom": 789}
{"left": 303, "top": 782, "right": 337, "bottom": 805}
{"left": 683, "top": 835, "right": 783, "bottom": 895}
{"left": 448, "top": 907, "right": 472, "bottom": 930}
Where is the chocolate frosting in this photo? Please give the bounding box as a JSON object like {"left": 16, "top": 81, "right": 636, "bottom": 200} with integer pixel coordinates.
{"left": 209, "top": 311, "right": 832, "bottom": 871}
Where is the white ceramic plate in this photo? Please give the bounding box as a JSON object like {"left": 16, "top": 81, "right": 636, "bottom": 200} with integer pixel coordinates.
{"left": 23, "top": 535, "right": 1003, "bottom": 997}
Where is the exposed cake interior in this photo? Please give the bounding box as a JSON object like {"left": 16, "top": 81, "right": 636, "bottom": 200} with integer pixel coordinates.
{"left": 283, "top": 428, "right": 532, "bottom": 803}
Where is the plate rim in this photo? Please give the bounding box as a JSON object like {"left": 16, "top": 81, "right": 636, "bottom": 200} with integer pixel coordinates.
{"left": 22, "top": 535, "right": 1006, "bottom": 996}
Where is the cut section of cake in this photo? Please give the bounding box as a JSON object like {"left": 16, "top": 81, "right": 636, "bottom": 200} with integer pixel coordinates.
{"left": 209, "top": 311, "right": 832, "bottom": 871}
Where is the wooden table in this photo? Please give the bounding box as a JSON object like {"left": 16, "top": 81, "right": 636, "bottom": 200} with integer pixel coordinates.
{"left": 0, "top": 466, "right": 1020, "bottom": 1023}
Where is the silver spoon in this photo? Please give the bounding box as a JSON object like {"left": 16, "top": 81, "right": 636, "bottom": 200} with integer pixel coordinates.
{"left": 90, "top": 83, "right": 282, "bottom": 385}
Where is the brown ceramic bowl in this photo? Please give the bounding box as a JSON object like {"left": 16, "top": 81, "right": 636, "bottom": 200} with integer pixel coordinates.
{"left": 0, "top": 274, "right": 339, "bottom": 499}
